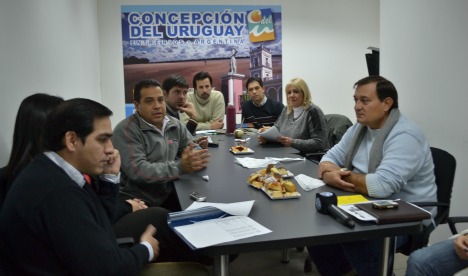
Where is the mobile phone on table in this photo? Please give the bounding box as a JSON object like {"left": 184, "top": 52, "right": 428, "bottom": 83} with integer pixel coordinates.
{"left": 190, "top": 192, "right": 206, "bottom": 202}
{"left": 372, "top": 200, "right": 399, "bottom": 209}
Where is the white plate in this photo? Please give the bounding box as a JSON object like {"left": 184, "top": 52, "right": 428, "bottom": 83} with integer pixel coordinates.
{"left": 261, "top": 187, "right": 301, "bottom": 200}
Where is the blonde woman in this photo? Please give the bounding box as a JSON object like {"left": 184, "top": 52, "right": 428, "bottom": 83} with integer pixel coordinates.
{"left": 258, "top": 77, "right": 328, "bottom": 153}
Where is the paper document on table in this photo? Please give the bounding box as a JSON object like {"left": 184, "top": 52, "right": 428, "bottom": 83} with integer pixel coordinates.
{"left": 258, "top": 126, "right": 282, "bottom": 141}
{"left": 266, "top": 157, "right": 305, "bottom": 162}
{"left": 235, "top": 157, "right": 304, "bottom": 169}
{"left": 339, "top": 204, "right": 377, "bottom": 222}
{"left": 174, "top": 216, "right": 272, "bottom": 249}
{"left": 195, "top": 130, "right": 216, "bottom": 135}
{"left": 235, "top": 157, "right": 279, "bottom": 168}
{"left": 294, "top": 174, "right": 325, "bottom": 191}
{"left": 337, "top": 194, "right": 369, "bottom": 205}
{"left": 185, "top": 200, "right": 255, "bottom": 216}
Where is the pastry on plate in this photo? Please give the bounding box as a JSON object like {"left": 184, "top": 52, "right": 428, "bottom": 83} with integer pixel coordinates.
{"left": 283, "top": 180, "right": 297, "bottom": 192}
{"left": 251, "top": 180, "right": 263, "bottom": 189}
{"left": 231, "top": 145, "right": 248, "bottom": 153}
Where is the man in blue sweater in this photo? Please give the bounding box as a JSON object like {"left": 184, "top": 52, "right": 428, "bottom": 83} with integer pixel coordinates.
{"left": 241, "top": 77, "right": 284, "bottom": 128}
{"left": 308, "top": 76, "right": 437, "bottom": 276}
{"left": 0, "top": 98, "right": 159, "bottom": 275}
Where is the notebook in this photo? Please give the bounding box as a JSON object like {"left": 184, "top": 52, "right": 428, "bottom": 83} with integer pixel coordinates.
{"left": 355, "top": 200, "right": 431, "bottom": 225}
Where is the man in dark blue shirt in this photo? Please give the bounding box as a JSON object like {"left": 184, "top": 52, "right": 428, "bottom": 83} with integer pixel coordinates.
{"left": 241, "top": 77, "right": 284, "bottom": 128}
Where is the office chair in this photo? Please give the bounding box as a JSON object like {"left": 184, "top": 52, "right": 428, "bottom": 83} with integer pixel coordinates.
{"left": 398, "top": 147, "right": 457, "bottom": 255}
{"left": 302, "top": 114, "right": 353, "bottom": 163}
{"left": 324, "top": 114, "right": 353, "bottom": 147}
{"left": 448, "top": 216, "right": 468, "bottom": 235}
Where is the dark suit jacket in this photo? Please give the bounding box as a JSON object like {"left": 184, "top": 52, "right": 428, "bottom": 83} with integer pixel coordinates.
{"left": 0, "top": 154, "right": 149, "bottom": 275}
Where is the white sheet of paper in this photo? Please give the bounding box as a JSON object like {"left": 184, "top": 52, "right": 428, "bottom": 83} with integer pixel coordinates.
{"left": 266, "top": 157, "right": 305, "bottom": 162}
{"left": 235, "top": 157, "right": 279, "bottom": 168}
{"left": 185, "top": 200, "right": 255, "bottom": 216}
{"left": 294, "top": 174, "right": 325, "bottom": 191}
{"left": 258, "top": 126, "right": 282, "bottom": 141}
{"left": 195, "top": 130, "right": 216, "bottom": 135}
{"left": 174, "top": 216, "right": 272, "bottom": 248}
{"left": 338, "top": 204, "right": 377, "bottom": 221}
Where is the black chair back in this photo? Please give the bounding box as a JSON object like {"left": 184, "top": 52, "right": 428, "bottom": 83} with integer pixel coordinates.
{"left": 324, "top": 114, "right": 353, "bottom": 147}
{"left": 431, "top": 147, "right": 456, "bottom": 225}
{"left": 399, "top": 146, "right": 456, "bottom": 255}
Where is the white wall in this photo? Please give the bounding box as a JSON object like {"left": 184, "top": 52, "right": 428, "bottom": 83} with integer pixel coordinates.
{"left": 381, "top": 0, "right": 468, "bottom": 243}
{"left": 97, "top": 0, "right": 379, "bottom": 128}
{"left": 0, "top": 0, "right": 101, "bottom": 165}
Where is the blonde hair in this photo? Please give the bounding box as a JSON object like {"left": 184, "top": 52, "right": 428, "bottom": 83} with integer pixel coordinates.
{"left": 285, "top": 77, "right": 312, "bottom": 114}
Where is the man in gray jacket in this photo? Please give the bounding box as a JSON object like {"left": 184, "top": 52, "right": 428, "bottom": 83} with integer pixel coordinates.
{"left": 112, "top": 79, "right": 210, "bottom": 211}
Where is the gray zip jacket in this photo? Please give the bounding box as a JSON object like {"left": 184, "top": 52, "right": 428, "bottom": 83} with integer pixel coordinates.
{"left": 112, "top": 112, "right": 194, "bottom": 206}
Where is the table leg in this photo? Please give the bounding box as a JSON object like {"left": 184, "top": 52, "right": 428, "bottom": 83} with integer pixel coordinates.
{"left": 213, "top": 255, "right": 229, "bottom": 276}
{"left": 281, "top": 248, "right": 290, "bottom": 263}
{"left": 379, "top": 237, "right": 396, "bottom": 276}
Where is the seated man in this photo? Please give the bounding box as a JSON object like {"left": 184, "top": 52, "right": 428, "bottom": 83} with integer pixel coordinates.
{"left": 242, "top": 77, "right": 284, "bottom": 128}
{"left": 162, "top": 74, "right": 208, "bottom": 148}
{"left": 112, "top": 79, "right": 210, "bottom": 211}
{"left": 0, "top": 98, "right": 159, "bottom": 274}
{"left": 307, "top": 76, "right": 437, "bottom": 275}
{"left": 180, "top": 71, "right": 225, "bottom": 130}
{"left": 406, "top": 227, "right": 468, "bottom": 275}
{"left": 162, "top": 74, "right": 198, "bottom": 134}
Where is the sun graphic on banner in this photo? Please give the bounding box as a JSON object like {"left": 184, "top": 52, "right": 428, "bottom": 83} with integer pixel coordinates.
{"left": 248, "top": 10, "right": 262, "bottom": 23}
{"left": 247, "top": 9, "right": 275, "bottom": 42}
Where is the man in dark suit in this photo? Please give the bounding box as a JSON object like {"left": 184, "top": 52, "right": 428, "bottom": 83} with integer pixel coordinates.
{"left": 0, "top": 98, "right": 159, "bottom": 275}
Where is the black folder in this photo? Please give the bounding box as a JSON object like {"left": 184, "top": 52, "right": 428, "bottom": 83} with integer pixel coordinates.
{"left": 167, "top": 206, "right": 230, "bottom": 249}
{"left": 355, "top": 200, "right": 431, "bottom": 225}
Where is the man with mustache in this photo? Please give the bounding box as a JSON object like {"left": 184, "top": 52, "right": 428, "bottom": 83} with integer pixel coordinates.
{"left": 112, "top": 79, "right": 210, "bottom": 211}
{"left": 181, "top": 71, "right": 225, "bottom": 130}
{"left": 241, "top": 77, "right": 284, "bottom": 129}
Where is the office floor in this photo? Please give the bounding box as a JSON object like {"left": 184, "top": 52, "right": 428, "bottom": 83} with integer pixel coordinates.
{"left": 211, "top": 249, "right": 409, "bottom": 275}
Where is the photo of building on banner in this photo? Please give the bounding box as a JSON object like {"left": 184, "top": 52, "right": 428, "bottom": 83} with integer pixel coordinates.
{"left": 121, "top": 5, "right": 283, "bottom": 116}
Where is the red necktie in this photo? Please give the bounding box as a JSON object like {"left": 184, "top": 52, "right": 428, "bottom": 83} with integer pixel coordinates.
{"left": 83, "top": 174, "right": 92, "bottom": 185}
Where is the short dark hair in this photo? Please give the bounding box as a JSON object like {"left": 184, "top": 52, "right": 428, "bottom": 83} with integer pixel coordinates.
{"left": 245, "top": 77, "right": 264, "bottom": 90}
{"left": 162, "top": 75, "right": 188, "bottom": 94}
{"left": 354, "top": 76, "right": 399, "bottom": 109}
{"left": 44, "top": 98, "right": 113, "bottom": 152}
{"left": 133, "top": 79, "right": 162, "bottom": 102}
{"left": 192, "top": 71, "right": 213, "bottom": 89}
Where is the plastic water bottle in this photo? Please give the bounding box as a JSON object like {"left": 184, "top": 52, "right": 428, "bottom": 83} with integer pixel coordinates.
{"left": 226, "top": 103, "right": 236, "bottom": 134}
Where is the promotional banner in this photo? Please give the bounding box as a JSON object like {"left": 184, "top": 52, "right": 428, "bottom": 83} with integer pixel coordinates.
{"left": 121, "top": 5, "right": 282, "bottom": 116}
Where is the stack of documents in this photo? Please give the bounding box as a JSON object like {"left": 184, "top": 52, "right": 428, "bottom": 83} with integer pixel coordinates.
{"left": 258, "top": 126, "right": 282, "bottom": 141}
{"left": 167, "top": 200, "right": 272, "bottom": 249}
{"left": 294, "top": 174, "right": 325, "bottom": 191}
